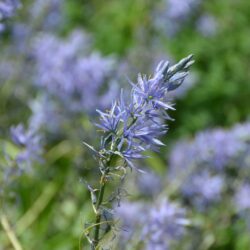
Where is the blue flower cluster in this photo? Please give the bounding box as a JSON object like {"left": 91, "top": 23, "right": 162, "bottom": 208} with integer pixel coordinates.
{"left": 96, "top": 55, "right": 194, "bottom": 168}
{"left": 33, "top": 31, "right": 117, "bottom": 114}
{"left": 136, "top": 170, "right": 162, "bottom": 197}
{"left": 234, "top": 183, "right": 250, "bottom": 212}
{"left": 181, "top": 170, "right": 224, "bottom": 209}
{"left": 10, "top": 124, "right": 43, "bottom": 171}
{"left": 0, "top": 0, "right": 21, "bottom": 32}
{"left": 115, "top": 201, "right": 147, "bottom": 244}
{"left": 116, "top": 198, "right": 188, "bottom": 250}
{"left": 28, "top": 95, "right": 63, "bottom": 133}
{"left": 154, "top": 0, "right": 217, "bottom": 37}
{"left": 0, "top": 122, "right": 43, "bottom": 198}
{"left": 143, "top": 198, "right": 188, "bottom": 250}
{"left": 196, "top": 14, "right": 217, "bottom": 37}
{"left": 86, "top": 55, "right": 193, "bottom": 248}
{"left": 0, "top": 0, "right": 20, "bottom": 20}
{"left": 29, "top": 0, "right": 64, "bottom": 30}
{"left": 168, "top": 122, "right": 250, "bottom": 210}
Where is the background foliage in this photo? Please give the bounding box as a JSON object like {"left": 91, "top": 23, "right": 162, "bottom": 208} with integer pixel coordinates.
{"left": 1, "top": 0, "right": 250, "bottom": 249}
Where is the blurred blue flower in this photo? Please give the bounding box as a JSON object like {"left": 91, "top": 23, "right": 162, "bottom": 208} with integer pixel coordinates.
{"left": 143, "top": 198, "right": 188, "bottom": 250}
{"left": 29, "top": 0, "right": 64, "bottom": 30}
{"left": 169, "top": 127, "right": 245, "bottom": 174}
{"left": 166, "top": 0, "right": 199, "bottom": 20}
{"left": 115, "top": 201, "right": 147, "bottom": 243}
{"left": 28, "top": 95, "right": 63, "bottom": 133}
{"left": 115, "top": 198, "right": 188, "bottom": 249}
{"left": 10, "top": 124, "right": 43, "bottom": 171}
{"left": 33, "top": 30, "right": 117, "bottom": 113}
{"left": 0, "top": 0, "right": 21, "bottom": 20}
{"left": 136, "top": 170, "right": 162, "bottom": 197}
{"left": 196, "top": 14, "right": 217, "bottom": 37}
{"left": 182, "top": 171, "right": 224, "bottom": 209}
{"left": 154, "top": 0, "right": 218, "bottom": 39}
{"left": 234, "top": 182, "right": 250, "bottom": 212}
{"left": 0, "top": 0, "right": 21, "bottom": 33}
{"left": 0, "top": 22, "right": 5, "bottom": 32}
{"left": 168, "top": 122, "right": 250, "bottom": 209}
{"left": 154, "top": 0, "right": 201, "bottom": 36}
{"left": 231, "top": 122, "right": 250, "bottom": 142}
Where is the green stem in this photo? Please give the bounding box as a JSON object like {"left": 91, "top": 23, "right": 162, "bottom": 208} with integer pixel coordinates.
{"left": 0, "top": 214, "right": 23, "bottom": 250}
{"left": 91, "top": 117, "right": 138, "bottom": 249}
{"left": 92, "top": 173, "right": 107, "bottom": 248}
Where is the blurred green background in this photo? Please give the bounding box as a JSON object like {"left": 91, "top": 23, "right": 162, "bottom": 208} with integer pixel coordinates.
{"left": 1, "top": 0, "right": 250, "bottom": 249}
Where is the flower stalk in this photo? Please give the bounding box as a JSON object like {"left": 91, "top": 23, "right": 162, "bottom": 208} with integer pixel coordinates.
{"left": 92, "top": 172, "right": 107, "bottom": 248}
{"left": 84, "top": 55, "right": 194, "bottom": 249}
{"left": 0, "top": 214, "right": 23, "bottom": 250}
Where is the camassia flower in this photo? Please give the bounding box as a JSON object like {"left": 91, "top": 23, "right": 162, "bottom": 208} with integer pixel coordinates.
{"left": 85, "top": 55, "right": 194, "bottom": 249}
{"left": 94, "top": 55, "right": 194, "bottom": 168}
{"left": 0, "top": 0, "right": 21, "bottom": 32}
{"left": 10, "top": 124, "right": 43, "bottom": 171}
{"left": 33, "top": 31, "right": 116, "bottom": 113}
{"left": 0, "top": 0, "right": 21, "bottom": 20}
{"left": 143, "top": 198, "right": 189, "bottom": 250}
